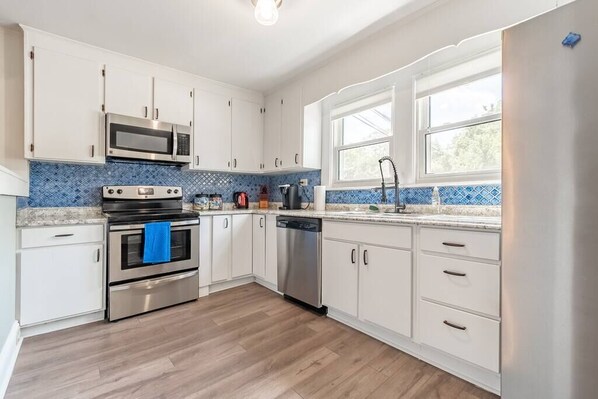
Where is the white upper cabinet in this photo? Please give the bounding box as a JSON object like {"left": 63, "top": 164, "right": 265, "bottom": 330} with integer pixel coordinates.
{"left": 263, "top": 86, "right": 321, "bottom": 172}
{"left": 263, "top": 94, "right": 282, "bottom": 172}
{"left": 193, "top": 89, "right": 232, "bottom": 171}
{"left": 153, "top": 78, "right": 193, "bottom": 126}
{"left": 31, "top": 47, "right": 104, "bottom": 163}
{"left": 104, "top": 66, "right": 153, "bottom": 119}
{"left": 232, "top": 98, "right": 264, "bottom": 173}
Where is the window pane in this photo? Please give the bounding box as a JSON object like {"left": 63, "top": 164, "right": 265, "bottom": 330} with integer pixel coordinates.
{"left": 338, "top": 102, "right": 392, "bottom": 145}
{"left": 338, "top": 142, "right": 390, "bottom": 181}
{"left": 430, "top": 74, "right": 501, "bottom": 127}
{"left": 426, "top": 120, "right": 501, "bottom": 175}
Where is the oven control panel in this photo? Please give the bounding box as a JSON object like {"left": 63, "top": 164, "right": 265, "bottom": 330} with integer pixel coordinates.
{"left": 103, "top": 185, "right": 183, "bottom": 200}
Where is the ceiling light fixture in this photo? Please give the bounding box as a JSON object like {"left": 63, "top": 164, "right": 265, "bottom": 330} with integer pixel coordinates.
{"left": 251, "top": 0, "right": 282, "bottom": 26}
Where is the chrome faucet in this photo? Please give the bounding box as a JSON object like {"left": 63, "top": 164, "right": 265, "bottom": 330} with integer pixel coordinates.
{"left": 378, "top": 156, "right": 406, "bottom": 213}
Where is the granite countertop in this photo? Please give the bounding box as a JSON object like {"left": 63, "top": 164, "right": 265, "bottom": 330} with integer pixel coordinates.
{"left": 17, "top": 205, "right": 501, "bottom": 231}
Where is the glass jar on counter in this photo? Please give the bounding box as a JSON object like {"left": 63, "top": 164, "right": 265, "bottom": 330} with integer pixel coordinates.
{"left": 193, "top": 194, "right": 209, "bottom": 211}
{"left": 209, "top": 194, "right": 223, "bottom": 210}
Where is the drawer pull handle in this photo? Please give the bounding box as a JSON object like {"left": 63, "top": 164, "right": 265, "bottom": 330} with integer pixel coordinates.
{"left": 54, "top": 234, "right": 74, "bottom": 238}
{"left": 443, "top": 320, "right": 467, "bottom": 331}
{"left": 442, "top": 242, "right": 465, "bottom": 248}
{"left": 443, "top": 270, "right": 467, "bottom": 277}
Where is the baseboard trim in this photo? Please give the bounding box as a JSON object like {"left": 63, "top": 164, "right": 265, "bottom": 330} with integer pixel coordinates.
{"left": 254, "top": 278, "right": 281, "bottom": 294}
{"left": 0, "top": 321, "right": 22, "bottom": 398}
{"left": 20, "top": 311, "right": 105, "bottom": 338}
{"left": 327, "top": 308, "right": 500, "bottom": 395}
{"left": 209, "top": 276, "right": 254, "bottom": 294}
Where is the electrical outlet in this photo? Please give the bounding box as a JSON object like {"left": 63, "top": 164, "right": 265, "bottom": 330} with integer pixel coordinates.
{"left": 299, "top": 179, "right": 308, "bottom": 186}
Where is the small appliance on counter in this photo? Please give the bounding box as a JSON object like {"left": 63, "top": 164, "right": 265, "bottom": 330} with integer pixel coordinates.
{"left": 209, "top": 194, "right": 223, "bottom": 210}
{"left": 279, "top": 184, "right": 301, "bottom": 210}
{"left": 233, "top": 191, "right": 249, "bottom": 209}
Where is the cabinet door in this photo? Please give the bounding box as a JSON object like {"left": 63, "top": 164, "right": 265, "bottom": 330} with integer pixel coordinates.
{"left": 280, "top": 86, "right": 302, "bottom": 169}
{"left": 199, "top": 216, "right": 212, "bottom": 288}
{"left": 232, "top": 98, "right": 263, "bottom": 172}
{"left": 19, "top": 244, "right": 104, "bottom": 326}
{"left": 193, "top": 89, "right": 232, "bottom": 171}
{"left": 232, "top": 214, "right": 253, "bottom": 278}
{"left": 153, "top": 78, "right": 193, "bottom": 126}
{"left": 265, "top": 214, "right": 278, "bottom": 286}
{"left": 32, "top": 47, "right": 104, "bottom": 163}
{"left": 104, "top": 65, "right": 153, "bottom": 119}
{"left": 212, "top": 215, "right": 232, "bottom": 283}
{"left": 359, "top": 245, "right": 412, "bottom": 337}
{"left": 263, "top": 94, "right": 282, "bottom": 171}
{"left": 252, "top": 215, "right": 266, "bottom": 279}
{"left": 322, "top": 239, "right": 358, "bottom": 317}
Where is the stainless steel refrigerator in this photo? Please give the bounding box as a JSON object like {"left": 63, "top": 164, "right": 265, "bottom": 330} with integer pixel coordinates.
{"left": 502, "top": 0, "right": 598, "bottom": 397}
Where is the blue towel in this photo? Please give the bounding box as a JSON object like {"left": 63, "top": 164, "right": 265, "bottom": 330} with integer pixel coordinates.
{"left": 143, "top": 222, "right": 171, "bottom": 264}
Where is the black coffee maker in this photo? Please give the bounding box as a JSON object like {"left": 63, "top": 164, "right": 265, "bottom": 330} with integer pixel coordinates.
{"left": 279, "top": 184, "right": 301, "bottom": 210}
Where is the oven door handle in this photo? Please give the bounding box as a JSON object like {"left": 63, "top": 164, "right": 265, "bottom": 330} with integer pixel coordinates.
{"left": 111, "top": 270, "right": 198, "bottom": 292}
{"left": 109, "top": 219, "right": 199, "bottom": 231}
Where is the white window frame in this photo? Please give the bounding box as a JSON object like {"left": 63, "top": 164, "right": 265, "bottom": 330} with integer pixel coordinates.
{"left": 330, "top": 90, "right": 394, "bottom": 189}
{"left": 416, "top": 69, "right": 502, "bottom": 184}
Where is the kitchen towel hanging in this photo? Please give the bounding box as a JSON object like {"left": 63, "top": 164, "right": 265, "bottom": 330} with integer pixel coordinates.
{"left": 143, "top": 222, "right": 171, "bottom": 263}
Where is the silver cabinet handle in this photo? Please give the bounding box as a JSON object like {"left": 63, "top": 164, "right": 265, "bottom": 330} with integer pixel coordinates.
{"left": 227, "top": 161, "right": 231, "bottom": 168}
{"left": 144, "top": 106, "right": 148, "bottom": 118}
{"left": 442, "top": 242, "right": 465, "bottom": 248}
{"left": 443, "top": 320, "right": 467, "bottom": 331}
{"left": 259, "top": 218, "right": 264, "bottom": 228}
{"left": 351, "top": 249, "right": 356, "bottom": 264}
{"left": 363, "top": 249, "right": 369, "bottom": 265}
{"left": 96, "top": 248, "right": 101, "bottom": 262}
{"left": 295, "top": 153, "right": 299, "bottom": 164}
{"left": 233, "top": 159, "right": 237, "bottom": 168}
{"left": 155, "top": 108, "right": 159, "bottom": 120}
{"left": 195, "top": 156, "right": 200, "bottom": 166}
{"left": 91, "top": 145, "right": 95, "bottom": 158}
{"left": 224, "top": 218, "right": 229, "bottom": 229}
{"left": 54, "top": 233, "right": 74, "bottom": 238}
{"left": 275, "top": 158, "right": 279, "bottom": 167}
{"left": 443, "top": 270, "right": 466, "bottom": 277}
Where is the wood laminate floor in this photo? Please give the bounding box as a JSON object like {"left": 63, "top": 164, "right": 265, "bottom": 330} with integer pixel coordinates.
{"left": 6, "top": 283, "right": 499, "bottom": 399}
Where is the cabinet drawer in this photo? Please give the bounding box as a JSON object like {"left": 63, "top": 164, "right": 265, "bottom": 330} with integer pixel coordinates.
{"left": 420, "top": 300, "right": 499, "bottom": 372}
{"left": 420, "top": 254, "right": 500, "bottom": 317}
{"left": 323, "top": 221, "right": 411, "bottom": 249}
{"left": 20, "top": 224, "right": 104, "bottom": 249}
{"left": 420, "top": 228, "right": 500, "bottom": 261}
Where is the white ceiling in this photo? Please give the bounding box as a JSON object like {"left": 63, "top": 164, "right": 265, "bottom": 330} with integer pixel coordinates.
{"left": 0, "top": 0, "right": 440, "bottom": 92}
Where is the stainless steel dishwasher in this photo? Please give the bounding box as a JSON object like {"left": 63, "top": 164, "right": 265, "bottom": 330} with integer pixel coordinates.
{"left": 276, "top": 216, "right": 325, "bottom": 312}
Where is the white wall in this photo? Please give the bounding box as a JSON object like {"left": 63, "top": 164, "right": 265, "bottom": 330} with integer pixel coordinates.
{"left": 275, "top": 0, "right": 572, "bottom": 105}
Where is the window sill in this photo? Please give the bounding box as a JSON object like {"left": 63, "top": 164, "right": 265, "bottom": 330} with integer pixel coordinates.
{"left": 325, "top": 179, "right": 501, "bottom": 191}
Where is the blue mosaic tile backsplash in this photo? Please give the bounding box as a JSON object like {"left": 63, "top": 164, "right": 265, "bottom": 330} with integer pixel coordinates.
{"left": 22, "top": 162, "right": 501, "bottom": 208}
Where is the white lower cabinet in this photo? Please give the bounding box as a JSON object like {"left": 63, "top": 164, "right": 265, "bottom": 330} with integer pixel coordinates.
{"left": 232, "top": 215, "right": 253, "bottom": 278}
{"left": 322, "top": 221, "right": 413, "bottom": 336}
{"left": 212, "top": 215, "right": 232, "bottom": 282}
{"left": 252, "top": 215, "right": 266, "bottom": 279}
{"left": 264, "top": 215, "right": 278, "bottom": 286}
{"left": 18, "top": 225, "right": 105, "bottom": 327}
{"left": 199, "top": 216, "right": 213, "bottom": 288}
{"left": 322, "top": 240, "right": 358, "bottom": 317}
{"left": 359, "top": 245, "right": 411, "bottom": 337}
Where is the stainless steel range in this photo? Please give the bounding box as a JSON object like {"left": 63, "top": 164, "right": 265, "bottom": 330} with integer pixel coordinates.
{"left": 103, "top": 185, "right": 199, "bottom": 321}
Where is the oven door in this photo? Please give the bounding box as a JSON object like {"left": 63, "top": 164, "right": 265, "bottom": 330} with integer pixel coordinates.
{"left": 108, "top": 219, "right": 199, "bottom": 283}
{"left": 106, "top": 113, "right": 177, "bottom": 163}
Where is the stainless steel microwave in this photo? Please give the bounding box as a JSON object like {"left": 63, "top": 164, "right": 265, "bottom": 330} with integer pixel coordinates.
{"left": 106, "top": 113, "right": 192, "bottom": 164}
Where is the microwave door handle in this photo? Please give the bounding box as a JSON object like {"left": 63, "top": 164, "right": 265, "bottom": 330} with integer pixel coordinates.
{"left": 172, "top": 126, "right": 178, "bottom": 161}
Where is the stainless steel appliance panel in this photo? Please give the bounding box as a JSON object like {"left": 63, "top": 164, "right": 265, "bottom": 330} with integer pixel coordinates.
{"left": 277, "top": 217, "right": 322, "bottom": 308}
{"left": 502, "top": 1, "right": 598, "bottom": 397}
{"left": 108, "top": 220, "right": 199, "bottom": 283}
{"left": 109, "top": 270, "right": 198, "bottom": 321}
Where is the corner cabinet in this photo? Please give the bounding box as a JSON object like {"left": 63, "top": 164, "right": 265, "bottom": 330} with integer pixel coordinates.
{"left": 263, "top": 86, "right": 322, "bottom": 172}
{"left": 322, "top": 221, "right": 413, "bottom": 337}
{"left": 29, "top": 47, "right": 105, "bottom": 163}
